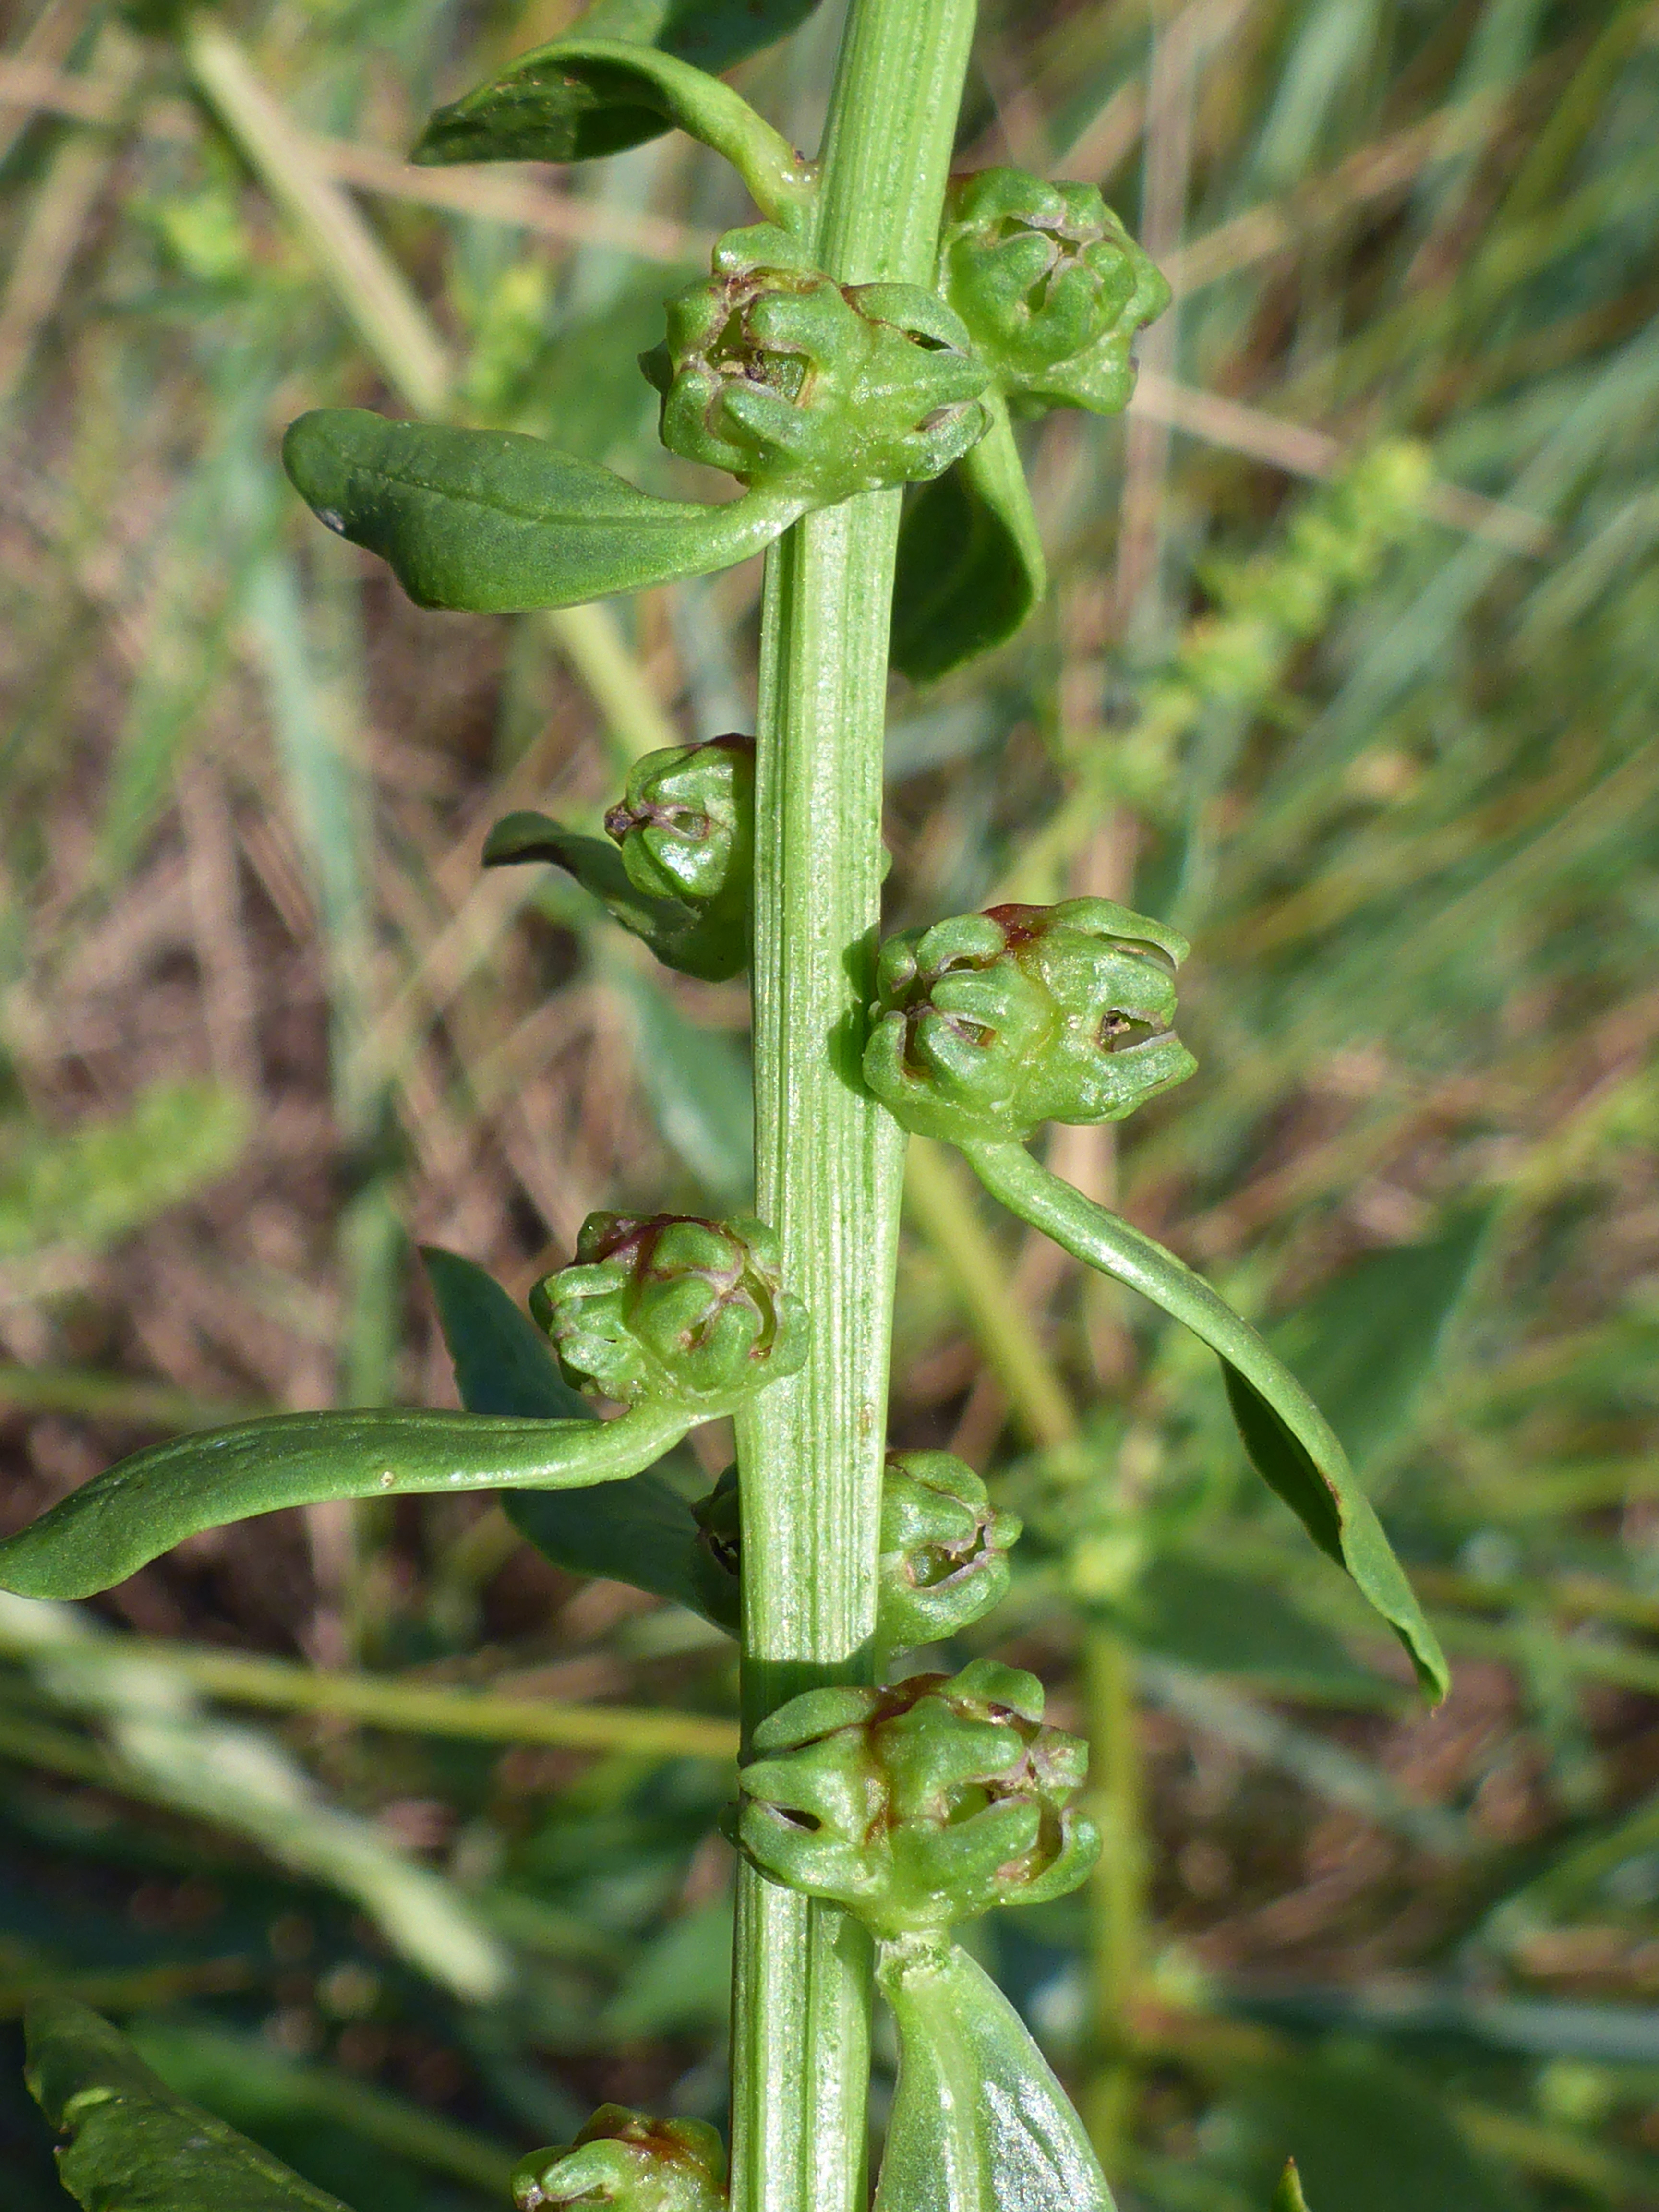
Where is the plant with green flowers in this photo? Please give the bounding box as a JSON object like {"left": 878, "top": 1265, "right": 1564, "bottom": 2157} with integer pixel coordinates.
{"left": 5, "top": 3, "right": 1443, "bottom": 2208}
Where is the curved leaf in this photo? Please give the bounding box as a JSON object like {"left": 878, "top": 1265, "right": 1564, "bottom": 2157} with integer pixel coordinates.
{"left": 510, "top": 1476, "right": 737, "bottom": 1630}
{"left": 25, "top": 1997, "right": 353, "bottom": 2212}
{"left": 420, "top": 1242, "right": 590, "bottom": 1420}
{"left": 421, "top": 1246, "right": 735, "bottom": 1627}
{"left": 416, "top": 39, "right": 817, "bottom": 231}
{"left": 961, "top": 1139, "right": 1448, "bottom": 1700}
{"left": 1273, "top": 2162, "right": 1311, "bottom": 2212}
{"left": 891, "top": 396, "right": 1046, "bottom": 684}
{"left": 1281, "top": 1204, "right": 1492, "bottom": 1472}
{"left": 283, "top": 411, "right": 800, "bottom": 613}
{"left": 0, "top": 1403, "right": 690, "bottom": 1600}
{"left": 1117, "top": 1555, "right": 1394, "bottom": 1706}
{"left": 874, "top": 1941, "right": 1112, "bottom": 2212}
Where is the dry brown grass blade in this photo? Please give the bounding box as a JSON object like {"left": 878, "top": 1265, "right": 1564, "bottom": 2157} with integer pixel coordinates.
{"left": 0, "top": 29, "right": 143, "bottom": 414}
{"left": 0, "top": 0, "right": 96, "bottom": 166}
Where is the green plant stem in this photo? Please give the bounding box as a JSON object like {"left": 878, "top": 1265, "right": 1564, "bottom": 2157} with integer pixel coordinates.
{"left": 1082, "top": 1627, "right": 1146, "bottom": 2174}
{"left": 902, "top": 1138, "right": 1080, "bottom": 1450}
{"left": 730, "top": 7, "right": 977, "bottom": 2212}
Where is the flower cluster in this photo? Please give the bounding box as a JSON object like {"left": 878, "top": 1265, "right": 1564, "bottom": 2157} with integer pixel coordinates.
{"left": 513, "top": 2106, "right": 727, "bottom": 2212}
{"left": 603, "top": 733, "right": 755, "bottom": 979}
{"left": 533, "top": 1213, "right": 809, "bottom": 1414}
{"left": 878, "top": 1451, "right": 1021, "bottom": 1651}
{"left": 864, "top": 898, "right": 1196, "bottom": 1144}
{"left": 738, "top": 1659, "right": 1098, "bottom": 1940}
{"left": 938, "top": 167, "right": 1170, "bottom": 415}
{"left": 643, "top": 224, "right": 990, "bottom": 500}
{"left": 686, "top": 1452, "right": 1018, "bottom": 1650}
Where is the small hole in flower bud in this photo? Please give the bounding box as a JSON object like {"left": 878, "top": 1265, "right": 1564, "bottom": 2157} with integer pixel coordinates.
{"left": 767, "top": 1804, "right": 822, "bottom": 1833}
{"left": 942, "top": 1784, "right": 992, "bottom": 1825}
{"left": 1114, "top": 938, "right": 1177, "bottom": 974}
{"left": 1099, "top": 1012, "right": 1163, "bottom": 1052}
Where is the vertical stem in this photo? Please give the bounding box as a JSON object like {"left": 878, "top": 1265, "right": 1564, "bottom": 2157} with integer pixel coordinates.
{"left": 731, "top": 7, "right": 977, "bottom": 2212}
{"left": 1083, "top": 1627, "right": 1146, "bottom": 2174}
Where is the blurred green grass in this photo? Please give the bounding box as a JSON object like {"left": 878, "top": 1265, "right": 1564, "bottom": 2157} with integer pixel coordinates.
{"left": 1, "top": 0, "right": 1658, "bottom": 2205}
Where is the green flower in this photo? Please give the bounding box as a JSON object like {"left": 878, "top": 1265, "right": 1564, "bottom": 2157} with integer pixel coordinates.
{"left": 533, "top": 1214, "right": 809, "bottom": 1414}
{"left": 864, "top": 898, "right": 1196, "bottom": 1144}
{"left": 938, "top": 167, "right": 1170, "bottom": 415}
{"left": 604, "top": 734, "right": 754, "bottom": 979}
{"left": 606, "top": 733, "right": 754, "bottom": 912}
{"left": 642, "top": 224, "right": 990, "bottom": 500}
{"left": 738, "top": 1659, "right": 1098, "bottom": 1939}
{"left": 513, "top": 2107, "right": 727, "bottom": 2212}
{"left": 878, "top": 1452, "right": 1020, "bottom": 1651}
{"left": 685, "top": 1452, "right": 1018, "bottom": 1649}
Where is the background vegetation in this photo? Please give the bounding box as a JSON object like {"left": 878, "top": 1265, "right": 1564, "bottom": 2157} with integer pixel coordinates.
{"left": 0, "top": 0, "right": 1657, "bottom": 2205}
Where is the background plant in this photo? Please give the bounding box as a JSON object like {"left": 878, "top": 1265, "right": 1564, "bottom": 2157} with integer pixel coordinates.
{"left": 0, "top": 2, "right": 1656, "bottom": 2210}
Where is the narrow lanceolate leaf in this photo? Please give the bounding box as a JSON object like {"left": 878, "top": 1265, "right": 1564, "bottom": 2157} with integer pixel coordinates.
{"left": 962, "top": 1140, "right": 1448, "bottom": 1700}
{"left": 874, "top": 1943, "right": 1112, "bottom": 2212}
{"left": 416, "top": 39, "right": 818, "bottom": 231}
{"left": 26, "top": 1997, "right": 352, "bottom": 2212}
{"left": 422, "top": 1247, "right": 733, "bottom": 1628}
{"left": 545, "top": 0, "right": 824, "bottom": 77}
{"left": 891, "top": 397, "right": 1046, "bottom": 683}
{"left": 283, "top": 412, "right": 800, "bottom": 613}
{"left": 1273, "top": 2162, "right": 1311, "bottom": 2212}
{"left": 420, "top": 1244, "right": 590, "bottom": 1421}
{"left": 0, "top": 1404, "right": 690, "bottom": 1600}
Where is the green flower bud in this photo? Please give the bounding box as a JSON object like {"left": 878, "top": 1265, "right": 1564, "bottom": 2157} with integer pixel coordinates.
{"left": 512, "top": 2107, "right": 727, "bottom": 2212}
{"left": 878, "top": 1452, "right": 1020, "bottom": 1651}
{"left": 533, "top": 1214, "right": 809, "bottom": 1415}
{"left": 938, "top": 168, "right": 1170, "bottom": 416}
{"left": 605, "top": 733, "right": 754, "bottom": 921}
{"left": 863, "top": 898, "right": 1196, "bottom": 1144}
{"left": 738, "top": 1659, "right": 1098, "bottom": 1939}
{"left": 685, "top": 1453, "right": 1018, "bottom": 1649}
{"left": 641, "top": 225, "right": 991, "bottom": 501}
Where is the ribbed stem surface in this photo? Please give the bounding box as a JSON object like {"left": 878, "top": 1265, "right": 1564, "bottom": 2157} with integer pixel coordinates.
{"left": 730, "top": 7, "right": 977, "bottom": 2212}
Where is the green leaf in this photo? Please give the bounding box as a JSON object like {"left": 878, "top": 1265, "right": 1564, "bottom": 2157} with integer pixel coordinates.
{"left": 419, "top": 1243, "right": 589, "bottom": 1420}
{"left": 601, "top": 1897, "right": 734, "bottom": 2037}
{"left": 125, "top": 2020, "right": 515, "bottom": 2200}
{"left": 1214, "top": 2046, "right": 1525, "bottom": 2212}
{"left": 509, "top": 1471, "right": 736, "bottom": 1628}
{"left": 416, "top": 39, "right": 817, "bottom": 231}
{"left": 483, "top": 810, "right": 721, "bottom": 971}
{"left": 282, "top": 411, "right": 799, "bottom": 614}
{"left": 421, "top": 1246, "right": 734, "bottom": 1629}
{"left": 613, "top": 963, "right": 755, "bottom": 1206}
{"left": 1117, "top": 1555, "right": 1394, "bottom": 1706}
{"left": 961, "top": 1140, "right": 1449, "bottom": 1701}
{"left": 874, "top": 1941, "right": 1111, "bottom": 2212}
{"left": 0, "top": 1403, "right": 691, "bottom": 1600}
{"left": 536, "top": 0, "right": 824, "bottom": 78}
{"left": 515, "top": 272, "right": 683, "bottom": 462}
{"left": 24, "top": 1997, "right": 353, "bottom": 2212}
{"left": 1273, "top": 2161, "right": 1310, "bottom": 2212}
{"left": 1280, "top": 1206, "right": 1492, "bottom": 1470}
{"left": 890, "top": 396, "right": 1046, "bottom": 683}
